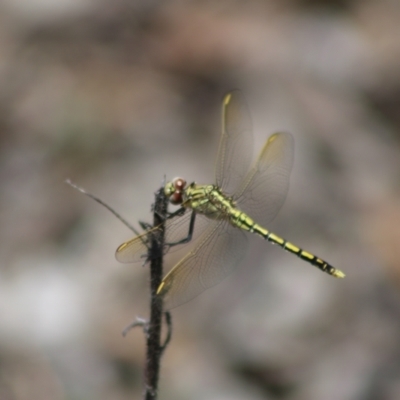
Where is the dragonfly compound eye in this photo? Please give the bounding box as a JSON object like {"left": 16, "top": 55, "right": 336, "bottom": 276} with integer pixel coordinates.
{"left": 169, "top": 190, "right": 183, "bottom": 205}
{"left": 172, "top": 177, "right": 186, "bottom": 191}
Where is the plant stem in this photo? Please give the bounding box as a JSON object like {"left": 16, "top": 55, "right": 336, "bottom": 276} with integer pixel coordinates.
{"left": 144, "top": 187, "right": 168, "bottom": 400}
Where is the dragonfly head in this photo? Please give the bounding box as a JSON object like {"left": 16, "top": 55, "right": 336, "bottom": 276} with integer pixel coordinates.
{"left": 164, "top": 177, "right": 187, "bottom": 205}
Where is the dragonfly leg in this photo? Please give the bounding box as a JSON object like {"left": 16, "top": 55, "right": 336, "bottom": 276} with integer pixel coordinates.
{"left": 166, "top": 210, "right": 197, "bottom": 247}
{"left": 153, "top": 206, "right": 186, "bottom": 222}
{"left": 140, "top": 208, "right": 186, "bottom": 233}
{"left": 166, "top": 206, "right": 186, "bottom": 219}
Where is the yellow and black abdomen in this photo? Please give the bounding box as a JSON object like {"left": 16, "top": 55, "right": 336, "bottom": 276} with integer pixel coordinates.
{"left": 228, "top": 209, "right": 345, "bottom": 278}
{"left": 253, "top": 224, "right": 345, "bottom": 278}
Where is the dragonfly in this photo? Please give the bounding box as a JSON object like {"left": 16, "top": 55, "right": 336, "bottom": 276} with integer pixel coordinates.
{"left": 116, "top": 90, "right": 345, "bottom": 309}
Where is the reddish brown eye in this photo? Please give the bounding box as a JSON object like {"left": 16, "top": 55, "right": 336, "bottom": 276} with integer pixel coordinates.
{"left": 170, "top": 191, "right": 183, "bottom": 205}
{"left": 172, "top": 177, "right": 186, "bottom": 191}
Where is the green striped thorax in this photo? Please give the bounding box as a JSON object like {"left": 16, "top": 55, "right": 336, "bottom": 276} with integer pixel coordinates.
{"left": 164, "top": 177, "right": 237, "bottom": 220}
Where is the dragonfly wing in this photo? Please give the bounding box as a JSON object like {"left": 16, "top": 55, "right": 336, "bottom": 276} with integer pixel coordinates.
{"left": 235, "top": 131, "right": 294, "bottom": 227}
{"left": 215, "top": 90, "right": 253, "bottom": 196}
{"left": 115, "top": 228, "right": 153, "bottom": 263}
{"left": 157, "top": 222, "right": 248, "bottom": 310}
{"left": 115, "top": 210, "right": 211, "bottom": 263}
{"left": 163, "top": 212, "right": 213, "bottom": 258}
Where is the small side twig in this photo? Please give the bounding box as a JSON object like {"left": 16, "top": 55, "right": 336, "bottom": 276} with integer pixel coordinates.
{"left": 122, "top": 311, "right": 172, "bottom": 354}
{"left": 122, "top": 317, "right": 149, "bottom": 337}
{"left": 65, "top": 179, "right": 141, "bottom": 236}
{"left": 160, "top": 311, "right": 172, "bottom": 355}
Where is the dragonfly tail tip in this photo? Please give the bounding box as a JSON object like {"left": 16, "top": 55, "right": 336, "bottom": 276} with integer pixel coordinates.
{"left": 333, "top": 270, "right": 346, "bottom": 278}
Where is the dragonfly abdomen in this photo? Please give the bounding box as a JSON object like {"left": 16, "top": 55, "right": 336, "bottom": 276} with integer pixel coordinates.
{"left": 229, "top": 209, "right": 260, "bottom": 232}
{"left": 250, "top": 225, "right": 344, "bottom": 278}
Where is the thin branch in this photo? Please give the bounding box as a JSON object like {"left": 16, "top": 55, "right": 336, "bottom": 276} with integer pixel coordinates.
{"left": 144, "top": 187, "right": 169, "bottom": 400}
{"left": 65, "top": 179, "right": 141, "bottom": 236}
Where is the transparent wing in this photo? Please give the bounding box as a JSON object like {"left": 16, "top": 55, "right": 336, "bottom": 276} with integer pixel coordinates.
{"left": 157, "top": 222, "right": 248, "bottom": 310}
{"left": 116, "top": 227, "right": 153, "bottom": 263}
{"left": 115, "top": 210, "right": 210, "bottom": 263}
{"left": 235, "top": 132, "right": 294, "bottom": 228}
{"left": 215, "top": 90, "right": 253, "bottom": 196}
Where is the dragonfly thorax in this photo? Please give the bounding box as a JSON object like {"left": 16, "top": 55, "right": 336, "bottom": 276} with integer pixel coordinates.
{"left": 164, "top": 177, "right": 237, "bottom": 220}
{"left": 184, "top": 183, "right": 237, "bottom": 220}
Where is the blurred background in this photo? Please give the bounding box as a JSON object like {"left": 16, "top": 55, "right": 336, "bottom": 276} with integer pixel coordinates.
{"left": 1, "top": 0, "right": 400, "bottom": 399}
